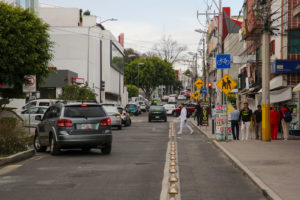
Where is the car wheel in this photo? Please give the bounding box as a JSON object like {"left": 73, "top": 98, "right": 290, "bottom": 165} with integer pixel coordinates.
{"left": 128, "top": 119, "right": 131, "bottom": 126}
{"left": 50, "top": 135, "right": 60, "bottom": 155}
{"left": 148, "top": 118, "right": 151, "bottom": 122}
{"left": 164, "top": 118, "right": 167, "bottom": 122}
{"left": 34, "top": 133, "right": 47, "bottom": 152}
{"left": 101, "top": 144, "right": 111, "bottom": 155}
{"left": 82, "top": 147, "right": 91, "bottom": 152}
{"left": 118, "top": 125, "right": 122, "bottom": 130}
{"left": 173, "top": 112, "right": 178, "bottom": 117}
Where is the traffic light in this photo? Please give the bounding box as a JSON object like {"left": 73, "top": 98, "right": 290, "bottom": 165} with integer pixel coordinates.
{"left": 208, "top": 82, "right": 212, "bottom": 87}
{"left": 100, "top": 80, "right": 105, "bottom": 91}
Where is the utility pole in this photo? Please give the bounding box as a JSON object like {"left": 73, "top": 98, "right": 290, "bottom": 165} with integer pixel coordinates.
{"left": 216, "top": 0, "right": 223, "bottom": 105}
{"left": 202, "top": 38, "right": 207, "bottom": 101}
{"left": 261, "top": 0, "right": 271, "bottom": 141}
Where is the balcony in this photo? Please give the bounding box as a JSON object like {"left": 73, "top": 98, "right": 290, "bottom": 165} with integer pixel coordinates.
{"left": 241, "top": 19, "right": 260, "bottom": 41}
{"left": 247, "top": 10, "right": 263, "bottom": 33}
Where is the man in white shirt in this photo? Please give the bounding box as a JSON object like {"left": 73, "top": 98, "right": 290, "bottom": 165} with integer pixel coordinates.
{"left": 178, "top": 103, "right": 194, "bottom": 134}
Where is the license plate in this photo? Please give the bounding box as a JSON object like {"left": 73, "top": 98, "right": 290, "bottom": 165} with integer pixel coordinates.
{"left": 77, "top": 124, "right": 98, "bottom": 130}
{"left": 155, "top": 116, "right": 160, "bottom": 119}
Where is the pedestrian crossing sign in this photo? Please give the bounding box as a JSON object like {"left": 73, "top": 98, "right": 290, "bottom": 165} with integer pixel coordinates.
{"left": 194, "top": 78, "right": 204, "bottom": 89}
{"left": 193, "top": 91, "right": 199, "bottom": 100}
{"left": 216, "top": 74, "right": 237, "bottom": 95}
{"left": 190, "top": 93, "right": 194, "bottom": 102}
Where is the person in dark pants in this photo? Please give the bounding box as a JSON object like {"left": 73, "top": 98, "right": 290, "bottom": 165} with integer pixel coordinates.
{"left": 254, "top": 105, "right": 262, "bottom": 140}
{"left": 231, "top": 105, "right": 240, "bottom": 140}
{"left": 195, "top": 102, "right": 202, "bottom": 126}
{"left": 211, "top": 105, "right": 216, "bottom": 134}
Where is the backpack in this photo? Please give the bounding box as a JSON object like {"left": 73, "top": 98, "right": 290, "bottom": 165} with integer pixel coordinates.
{"left": 283, "top": 111, "right": 292, "bottom": 122}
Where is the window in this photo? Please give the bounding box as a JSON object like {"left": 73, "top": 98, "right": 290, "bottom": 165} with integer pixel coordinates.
{"left": 111, "top": 42, "right": 124, "bottom": 73}
{"left": 64, "top": 105, "right": 106, "bottom": 118}
{"left": 288, "top": 29, "right": 300, "bottom": 54}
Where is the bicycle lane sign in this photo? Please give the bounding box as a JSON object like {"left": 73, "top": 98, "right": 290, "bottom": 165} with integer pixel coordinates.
{"left": 216, "top": 54, "right": 231, "bottom": 69}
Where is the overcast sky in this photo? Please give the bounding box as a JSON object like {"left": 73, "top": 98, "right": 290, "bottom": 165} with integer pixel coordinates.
{"left": 39, "top": 0, "right": 244, "bottom": 70}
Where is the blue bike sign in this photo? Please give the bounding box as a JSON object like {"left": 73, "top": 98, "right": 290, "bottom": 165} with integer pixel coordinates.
{"left": 216, "top": 54, "right": 231, "bottom": 69}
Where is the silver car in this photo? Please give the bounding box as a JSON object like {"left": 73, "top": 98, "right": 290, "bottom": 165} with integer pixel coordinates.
{"left": 102, "top": 105, "right": 122, "bottom": 130}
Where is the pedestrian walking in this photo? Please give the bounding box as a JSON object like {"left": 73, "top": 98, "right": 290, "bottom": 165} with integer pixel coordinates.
{"left": 195, "top": 102, "right": 202, "bottom": 126}
{"left": 281, "top": 104, "right": 292, "bottom": 140}
{"left": 253, "top": 105, "right": 262, "bottom": 140}
{"left": 211, "top": 105, "right": 216, "bottom": 134}
{"left": 230, "top": 105, "right": 240, "bottom": 140}
{"left": 270, "top": 107, "right": 281, "bottom": 140}
{"left": 178, "top": 103, "right": 194, "bottom": 135}
{"left": 239, "top": 102, "right": 253, "bottom": 141}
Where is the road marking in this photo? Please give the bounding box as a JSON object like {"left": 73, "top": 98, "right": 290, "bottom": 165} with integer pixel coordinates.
{"left": 160, "top": 122, "right": 181, "bottom": 200}
{"left": 0, "top": 165, "right": 22, "bottom": 176}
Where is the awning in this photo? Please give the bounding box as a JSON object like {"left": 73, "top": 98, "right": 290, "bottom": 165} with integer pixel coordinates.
{"left": 293, "top": 83, "right": 300, "bottom": 92}
{"left": 258, "top": 87, "right": 292, "bottom": 104}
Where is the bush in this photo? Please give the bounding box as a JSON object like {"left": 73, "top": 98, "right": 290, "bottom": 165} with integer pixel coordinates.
{"left": 0, "top": 117, "right": 28, "bottom": 156}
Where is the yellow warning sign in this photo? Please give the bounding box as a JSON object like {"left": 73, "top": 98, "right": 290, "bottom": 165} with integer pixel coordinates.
{"left": 193, "top": 91, "right": 199, "bottom": 100}
{"left": 216, "top": 74, "right": 237, "bottom": 95}
{"left": 194, "top": 78, "right": 204, "bottom": 89}
{"left": 190, "top": 93, "right": 194, "bottom": 102}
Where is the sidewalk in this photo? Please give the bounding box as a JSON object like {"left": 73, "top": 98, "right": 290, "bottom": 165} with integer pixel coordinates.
{"left": 191, "top": 118, "right": 300, "bottom": 200}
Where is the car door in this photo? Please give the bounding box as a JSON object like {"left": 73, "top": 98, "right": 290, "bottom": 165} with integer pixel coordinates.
{"left": 38, "top": 107, "right": 52, "bottom": 145}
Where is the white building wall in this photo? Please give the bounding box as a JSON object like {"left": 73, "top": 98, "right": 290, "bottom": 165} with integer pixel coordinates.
{"left": 39, "top": 8, "right": 79, "bottom": 26}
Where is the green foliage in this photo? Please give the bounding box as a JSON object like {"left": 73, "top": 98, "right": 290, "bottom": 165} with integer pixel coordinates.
{"left": 0, "top": 117, "right": 28, "bottom": 156}
{"left": 183, "top": 69, "right": 191, "bottom": 76}
{"left": 126, "top": 84, "right": 138, "bottom": 98}
{"left": 83, "top": 10, "right": 90, "bottom": 15}
{"left": 125, "top": 57, "right": 177, "bottom": 100}
{"left": 59, "top": 84, "right": 97, "bottom": 101}
{"left": 124, "top": 48, "right": 140, "bottom": 63}
{"left": 0, "top": 3, "right": 53, "bottom": 93}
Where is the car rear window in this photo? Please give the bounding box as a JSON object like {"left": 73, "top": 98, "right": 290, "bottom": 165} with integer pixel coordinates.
{"left": 64, "top": 105, "right": 106, "bottom": 118}
{"left": 150, "top": 106, "right": 164, "bottom": 111}
{"left": 39, "top": 102, "right": 50, "bottom": 106}
{"left": 103, "top": 106, "right": 119, "bottom": 115}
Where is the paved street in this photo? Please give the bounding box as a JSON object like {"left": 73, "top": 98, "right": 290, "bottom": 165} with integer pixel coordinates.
{"left": 0, "top": 113, "right": 265, "bottom": 200}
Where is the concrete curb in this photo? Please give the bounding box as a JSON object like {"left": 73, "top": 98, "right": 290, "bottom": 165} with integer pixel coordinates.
{"left": 0, "top": 149, "right": 35, "bottom": 167}
{"left": 212, "top": 140, "right": 282, "bottom": 200}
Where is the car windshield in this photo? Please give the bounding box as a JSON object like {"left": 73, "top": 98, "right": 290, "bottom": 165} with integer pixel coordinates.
{"left": 117, "top": 107, "right": 123, "bottom": 114}
{"left": 127, "top": 104, "right": 136, "bottom": 108}
{"left": 150, "top": 106, "right": 164, "bottom": 111}
{"left": 103, "top": 106, "right": 119, "bottom": 115}
{"left": 64, "top": 105, "right": 106, "bottom": 118}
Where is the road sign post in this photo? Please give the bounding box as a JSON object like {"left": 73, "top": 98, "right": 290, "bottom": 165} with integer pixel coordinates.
{"left": 23, "top": 75, "right": 36, "bottom": 93}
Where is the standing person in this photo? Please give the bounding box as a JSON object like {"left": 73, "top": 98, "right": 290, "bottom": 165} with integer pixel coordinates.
{"left": 239, "top": 102, "right": 253, "bottom": 141}
{"left": 195, "top": 102, "right": 202, "bottom": 126}
{"left": 281, "top": 104, "right": 292, "bottom": 140}
{"left": 231, "top": 105, "right": 240, "bottom": 140}
{"left": 253, "top": 105, "right": 262, "bottom": 140}
{"left": 211, "top": 105, "right": 216, "bottom": 134}
{"left": 178, "top": 103, "right": 194, "bottom": 134}
{"left": 270, "top": 107, "right": 281, "bottom": 140}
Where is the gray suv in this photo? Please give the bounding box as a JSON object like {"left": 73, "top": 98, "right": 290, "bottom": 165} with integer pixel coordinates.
{"left": 34, "top": 102, "right": 112, "bottom": 155}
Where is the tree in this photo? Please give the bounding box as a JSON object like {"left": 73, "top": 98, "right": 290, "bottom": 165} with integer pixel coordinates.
{"left": 83, "top": 10, "right": 90, "bottom": 16}
{"left": 152, "top": 35, "right": 187, "bottom": 64}
{"left": 125, "top": 57, "right": 177, "bottom": 100}
{"left": 126, "top": 84, "right": 138, "bottom": 98}
{"left": 183, "top": 69, "right": 191, "bottom": 76}
{"left": 0, "top": 3, "right": 53, "bottom": 96}
{"left": 58, "top": 84, "right": 97, "bottom": 101}
{"left": 124, "top": 48, "right": 140, "bottom": 64}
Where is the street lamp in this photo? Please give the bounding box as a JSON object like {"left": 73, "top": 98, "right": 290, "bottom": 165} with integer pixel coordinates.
{"left": 99, "top": 18, "right": 118, "bottom": 24}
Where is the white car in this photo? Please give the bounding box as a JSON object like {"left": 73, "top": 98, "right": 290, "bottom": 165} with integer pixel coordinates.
{"left": 19, "top": 106, "right": 48, "bottom": 127}
{"left": 163, "top": 104, "right": 176, "bottom": 115}
{"left": 136, "top": 101, "right": 147, "bottom": 112}
{"left": 177, "top": 95, "right": 186, "bottom": 100}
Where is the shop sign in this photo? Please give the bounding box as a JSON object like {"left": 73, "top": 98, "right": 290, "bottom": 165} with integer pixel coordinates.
{"left": 271, "top": 60, "right": 300, "bottom": 74}
{"left": 215, "top": 105, "right": 232, "bottom": 141}
{"left": 200, "top": 101, "right": 209, "bottom": 126}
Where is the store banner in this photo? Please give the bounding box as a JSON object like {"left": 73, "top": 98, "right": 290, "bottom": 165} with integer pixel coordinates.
{"left": 215, "top": 105, "right": 232, "bottom": 141}
{"left": 200, "top": 101, "right": 209, "bottom": 126}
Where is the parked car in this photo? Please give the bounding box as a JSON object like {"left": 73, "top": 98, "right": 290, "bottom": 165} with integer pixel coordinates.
{"left": 172, "top": 103, "right": 196, "bottom": 117}
{"left": 151, "top": 98, "right": 160, "bottom": 105}
{"left": 102, "top": 105, "right": 122, "bottom": 130}
{"left": 177, "top": 95, "right": 186, "bottom": 100}
{"left": 22, "top": 99, "right": 56, "bottom": 110}
{"left": 163, "top": 104, "right": 176, "bottom": 115}
{"left": 126, "top": 103, "right": 139, "bottom": 115}
{"left": 161, "top": 95, "right": 169, "bottom": 102}
{"left": 34, "top": 102, "right": 112, "bottom": 155}
{"left": 136, "top": 101, "right": 147, "bottom": 112}
{"left": 19, "top": 106, "right": 48, "bottom": 127}
{"left": 117, "top": 106, "right": 131, "bottom": 127}
{"left": 148, "top": 105, "right": 167, "bottom": 122}
{"left": 168, "top": 96, "right": 176, "bottom": 104}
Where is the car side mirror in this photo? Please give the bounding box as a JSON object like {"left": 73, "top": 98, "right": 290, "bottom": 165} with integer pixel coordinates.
{"left": 35, "top": 115, "right": 42, "bottom": 121}
{"left": 22, "top": 106, "right": 25, "bottom": 110}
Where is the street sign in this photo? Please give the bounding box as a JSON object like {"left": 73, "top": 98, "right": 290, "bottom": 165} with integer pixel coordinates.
{"left": 23, "top": 75, "right": 36, "bottom": 93}
{"left": 216, "top": 74, "right": 237, "bottom": 95}
{"left": 194, "top": 78, "right": 204, "bottom": 89}
{"left": 216, "top": 54, "right": 231, "bottom": 69}
{"left": 190, "top": 93, "right": 194, "bottom": 102}
{"left": 193, "top": 91, "right": 199, "bottom": 100}
{"left": 201, "top": 88, "right": 207, "bottom": 94}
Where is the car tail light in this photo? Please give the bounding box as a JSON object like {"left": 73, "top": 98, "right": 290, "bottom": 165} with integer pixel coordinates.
{"left": 149, "top": 112, "right": 152, "bottom": 115}
{"left": 57, "top": 119, "right": 73, "bottom": 127}
{"left": 81, "top": 104, "right": 88, "bottom": 107}
{"left": 101, "top": 118, "right": 111, "bottom": 126}
{"left": 115, "top": 114, "right": 121, "bottom": 118}
{"left": 163, "top": 111, "right": 166, "bottom": 115}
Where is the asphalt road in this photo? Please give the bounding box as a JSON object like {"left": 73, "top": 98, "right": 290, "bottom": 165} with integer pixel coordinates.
{"left": 0, "top": 113, "right": 266, "bottom": 200}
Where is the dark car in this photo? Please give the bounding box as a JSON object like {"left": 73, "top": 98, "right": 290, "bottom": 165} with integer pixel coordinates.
{"left": 117, "top": 106, "right": 131, "bottom": 127}
{"left": 34, "top": 102, "right": 112, "bottom": 155}
{"left": 148, "top": 106, "right": 167, "bottom": 122}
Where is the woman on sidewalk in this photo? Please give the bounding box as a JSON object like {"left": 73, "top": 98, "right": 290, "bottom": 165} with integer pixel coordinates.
{"left": 270, "top": 107, "right": 281, "bottom": 140}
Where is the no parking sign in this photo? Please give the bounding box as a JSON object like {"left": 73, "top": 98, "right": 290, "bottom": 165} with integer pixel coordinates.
{"left": 23, "top": 75, "right": 36, "bottom": 93}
